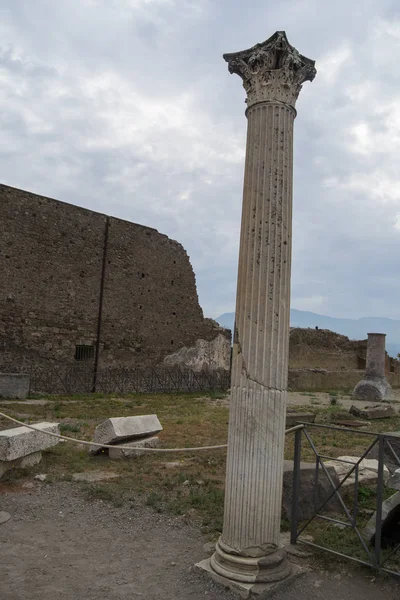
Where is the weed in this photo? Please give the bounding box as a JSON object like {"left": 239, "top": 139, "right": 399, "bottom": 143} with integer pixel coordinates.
{"left": 146, "top": 491, "right": 164, "bottom": 513}
{"left": 208, "top": 391, "right": 227, "bottom": 401}
{"left": 60, "top": 423, "right": 81, "bottom": 433}
{"left": 85, "top": 484, "right": 115, "bottom": 503}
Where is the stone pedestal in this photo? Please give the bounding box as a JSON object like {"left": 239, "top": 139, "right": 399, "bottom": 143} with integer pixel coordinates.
{"left": 353, "top": 333, "right": 392, "bottom": 401}
{"left": 197, "top": 32, "right": 316, "bottom": 595}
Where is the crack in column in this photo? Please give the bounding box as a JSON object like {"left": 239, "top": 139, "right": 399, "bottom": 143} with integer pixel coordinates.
{"left": 236, "top": 331, "right": 283, "bottom": 392}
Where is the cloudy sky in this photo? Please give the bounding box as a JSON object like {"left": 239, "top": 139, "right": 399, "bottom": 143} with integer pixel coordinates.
{"left": 1, "top": 0, "right": 400, "bottom": 321}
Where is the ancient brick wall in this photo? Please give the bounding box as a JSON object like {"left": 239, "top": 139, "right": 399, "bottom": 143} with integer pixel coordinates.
{"left": 0, "top": 184, "right": 230, "bottom": 371}
{"left": 289, "top": 328, "right": 367, "bottom": 371}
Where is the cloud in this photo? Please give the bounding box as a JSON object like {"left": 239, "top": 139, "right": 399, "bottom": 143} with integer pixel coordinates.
{"left": 292, "top": 295, "right": 328, "bottom": 313}
{"left": 317, "top": 43, "right": 353, "bottom": 85}
{"left": 1, "top": 0, "right": 400, "bottom": 321}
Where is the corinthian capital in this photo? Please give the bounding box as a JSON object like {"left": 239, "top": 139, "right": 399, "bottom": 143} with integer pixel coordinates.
{"left": 223, "top": 31, "right": 316, "bottom": 110}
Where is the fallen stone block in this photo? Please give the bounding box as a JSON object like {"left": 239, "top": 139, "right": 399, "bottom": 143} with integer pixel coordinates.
{"left": 285, "top": 412, "right": 316, "bottom": 428}
{"left": 108, "top": 436, "right": 160, "bottom": 459}
{"left": 89, "top": 415, "right": 162, "bottom": 454}
{"left": 0, "top": 451, "right": 42, "bottom": 478}
{"left": 0, "top": 422, "right": 60, "bottom": 462}
{"left": 350, "top": 404, "right": 395, "bottom": 420}
{"left": 0, "top": 373, "right": 30, "bottom": 399}
{"left": 352, "top": 378, "right": 392, "bottom": 402}
{"left": 364, "top": 491, "right": 400, "bottom": 545}
{"left": 281, "top": 460, "right": 341, "bottom": 522}
{"left": 331, "top": 419, "right": 370, "bottom": 428}
{"left": 0, "top": 511, "right": 11, "bottom": 525}
{"left": 368, "top": 432, "right": 400, "bottom": 474}
{"left": 325, "top": 456, "right": 390, "bottom": 489}
{"left": 330, "top": 411, "right": 353, "bottom": 420}
{"left": 387, "top": 468, "right": 400, "bottom": 491}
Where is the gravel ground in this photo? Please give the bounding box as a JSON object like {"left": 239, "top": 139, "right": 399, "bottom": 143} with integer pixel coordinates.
{"left": 1, "top": 481, "right": 399, "bottom": 600}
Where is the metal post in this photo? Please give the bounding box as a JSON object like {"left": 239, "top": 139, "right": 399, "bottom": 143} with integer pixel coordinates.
{"left": 375, "top": 435, "right": 385, "bottom": 568}
{"left": 314, "top": 455, "right": 320, "bottom": 513}
{"left": 291, "top": 427, "right": 302, "bottom": 545}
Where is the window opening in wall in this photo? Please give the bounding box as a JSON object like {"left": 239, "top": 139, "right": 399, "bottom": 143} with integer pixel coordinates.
{"left": 74, "top": 344, "right": 95, "bottom": 361}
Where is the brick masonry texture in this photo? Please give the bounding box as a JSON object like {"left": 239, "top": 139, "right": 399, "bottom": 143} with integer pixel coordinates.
{"left": 0, "top": 184, "right": 230, "bottom": 370}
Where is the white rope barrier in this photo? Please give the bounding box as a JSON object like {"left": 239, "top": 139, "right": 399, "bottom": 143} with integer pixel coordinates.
{"left": 0, "top": 411, "right": 304, "bottom": 453}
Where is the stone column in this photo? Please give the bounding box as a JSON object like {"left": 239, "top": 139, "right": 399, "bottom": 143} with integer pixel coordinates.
{"left": 353, "top": 333, "right": 392, "bottom": 401}
{"left": 198, "top": 32, "right": 316, "bottom": 592}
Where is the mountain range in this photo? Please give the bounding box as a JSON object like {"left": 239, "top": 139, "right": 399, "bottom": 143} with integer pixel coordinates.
{"left": 215, "top": 309, "right": 400, "bottom": 358}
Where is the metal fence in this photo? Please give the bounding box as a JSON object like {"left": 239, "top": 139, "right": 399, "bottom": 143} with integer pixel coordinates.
{"left": 19, "top": 364, "right": 231, "bottom": 395}
{"left": 290, "top": 422, "right": 400, "bottom": 577}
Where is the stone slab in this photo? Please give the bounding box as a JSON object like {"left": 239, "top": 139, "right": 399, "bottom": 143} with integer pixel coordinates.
{"left": 195, "top": 558, "right": 304, "bottom": 599}
{"left": 331, "top": 420, "right": 370, "bottom": 428}
{"left": 282, "top": 460, "right": 341, "bottom": 522}
{"left": 352, "top": 378, "right": 392, "bottom": 402}
{"left": 350, "top": 404, "right": 395, "bottom": 419}
{"left": 368, "top": 432, "right": 400, "bottom": 475}
{"left": 285, "top": 412, "right": 316, "bottom": 428}
{"left": 364, "top": 491, "right": 400, "bottom": 543}
{"left": 108, "top": 436, "right": 160, "bottom": 459}
{"left": 387, "top": 468, "right": 400, "bottom": 491}
{"left": 325, "top": 456, "right": 389, "bottom": 490}
{"left": 0, "top": 374, "right": 30, "bottom": 399}
{"left": 0, "top": 450, "right": 42, "bottom": 478}
{"left": 0, "top": 511, "right": 11, "bottom": 524}
{"left": 89, "top": 415, "right": 162, "bottom": 454}
{"left": 0, "top": 422, "right": 59, "bottom": 461}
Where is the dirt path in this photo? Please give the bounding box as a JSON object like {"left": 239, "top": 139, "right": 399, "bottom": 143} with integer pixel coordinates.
{"left": 1, "top": 482, "right": 399, "bottom": 600}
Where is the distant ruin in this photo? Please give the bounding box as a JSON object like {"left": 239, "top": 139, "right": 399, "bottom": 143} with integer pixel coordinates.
{"left": 288, "top": 328, "right": 400, "bottom": 391}
{"left": 0, "top": 184, "right": 230, "bottom": 373}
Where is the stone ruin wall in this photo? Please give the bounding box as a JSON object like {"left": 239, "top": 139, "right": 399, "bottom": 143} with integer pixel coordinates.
{"left": 0, "top": 184, "right": 230, "bottom": 372}
{"left": 289, "top": 328, "right": 367, "bottom": 371}
{"left": 288, "top": 328, "right": 400, "bottom": 390}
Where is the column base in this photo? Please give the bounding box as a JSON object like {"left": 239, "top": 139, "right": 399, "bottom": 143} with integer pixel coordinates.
{"left": 195, "top": 557, "right": 303, "bottom": 599}
{"left": 352, "top": 377, "right": 392, "bottom": 401}
{"left": 210, "top": 538, "right": 292, "bottom": 583}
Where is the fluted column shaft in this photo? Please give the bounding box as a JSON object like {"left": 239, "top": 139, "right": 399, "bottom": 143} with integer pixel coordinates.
{"left": 209, "top": 32, "right": 316, "bottom": 585}
{"left": 222, "top": 102, "right": 294, "bottom": 553}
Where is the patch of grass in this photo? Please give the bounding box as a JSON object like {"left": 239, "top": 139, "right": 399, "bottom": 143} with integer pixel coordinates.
{"left": 281, "top": 519, "right": 291, "bottom": 532}
{"left": 60, "top": 423, "right": 81, "bottom": 433}
{"left": 358, "top": 485, "right": 375, "bottom": 506}
{"left": 326, "top": 403, "right": 343, "bottom": 414}
{"left": 208, "top": 391, "right": 227, "bottom": 401}
{"left": 304, "top": 510, "right": 400, "bottom": 573}
{"left": 1, "top": 390, "right": 399, "bottom": 543}
{"left": 146, "top": 491, "right": 164, "bottom": 510}
{"left": 84, "top": 484, "right": 124, "bottom": 507}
